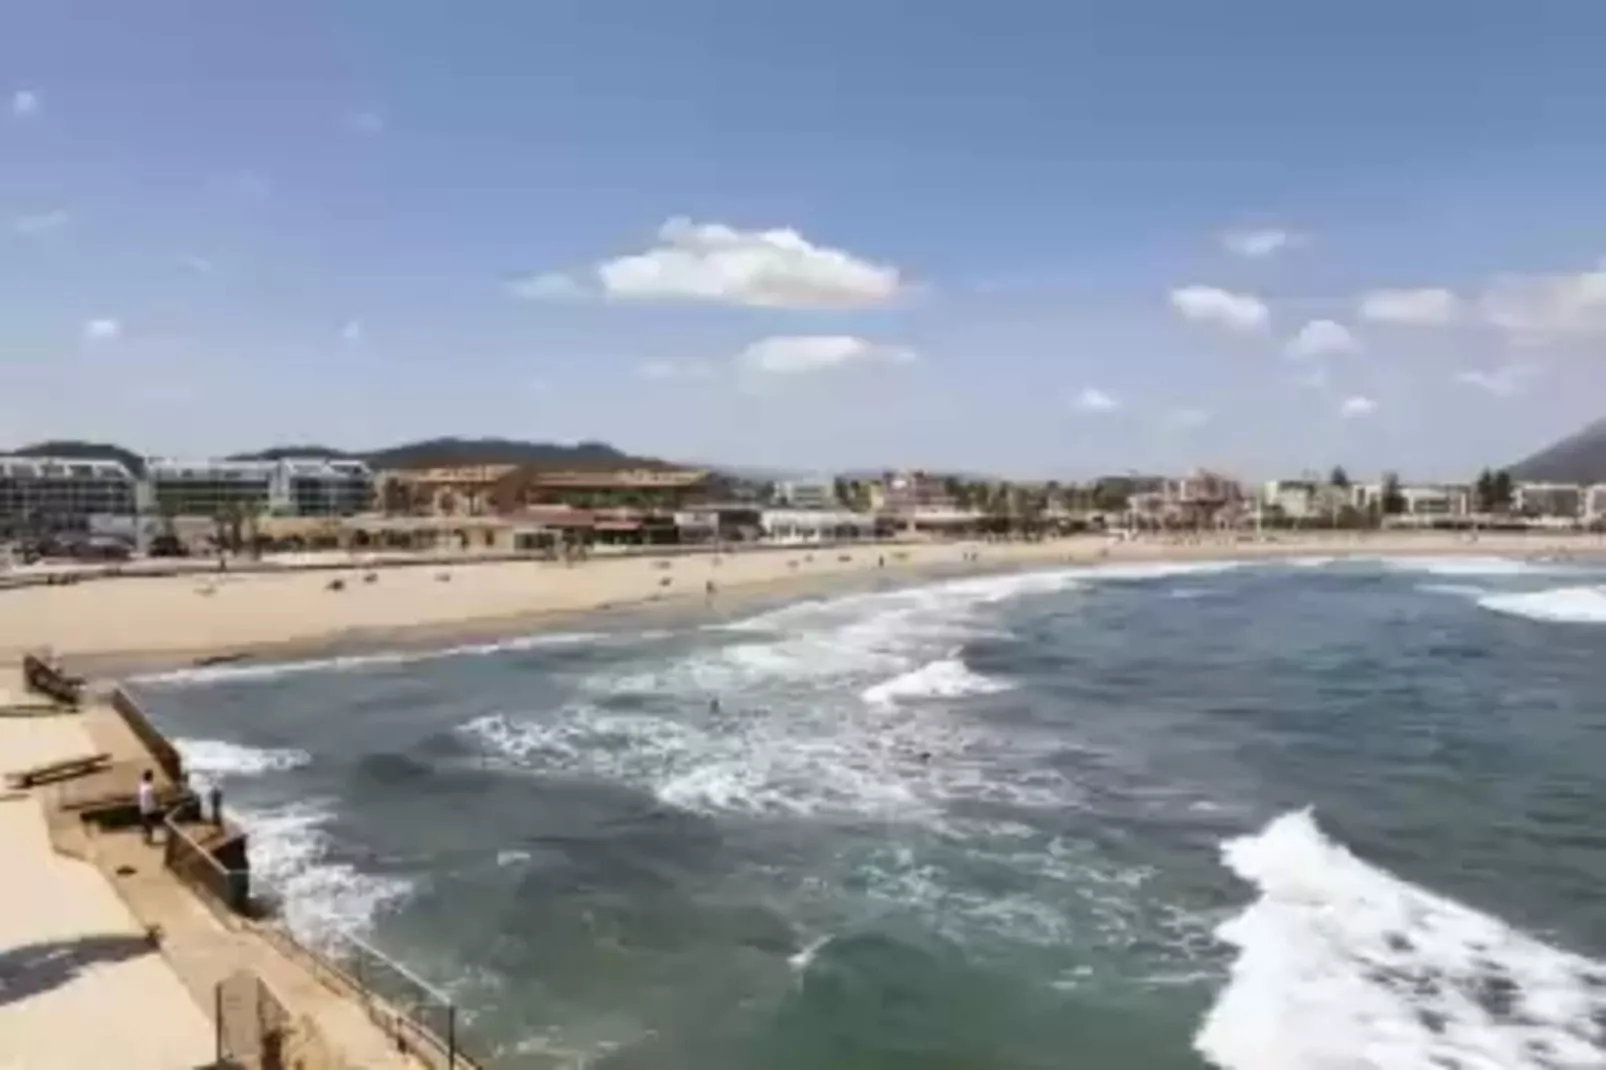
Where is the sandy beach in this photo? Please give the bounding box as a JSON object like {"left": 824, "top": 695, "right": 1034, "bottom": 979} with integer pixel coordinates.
{"left": 3, "top": 532, "right": 1602, "bottom": 672}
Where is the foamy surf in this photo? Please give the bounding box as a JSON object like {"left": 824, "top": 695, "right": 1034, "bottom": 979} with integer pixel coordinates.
{"left": 1197, "top": 810, "right": 1606, "bottom": 1070}
{"left": 174, "top": 737, "right": 312, "bottom": 778}
{"left": 1477, "top": 585, "right": 1606, "bottom": 625}
{"left": 1383, "top": 556, "right": 1596, "bottom": 579}
{"left": 861, "top": 655, "right": 1009, "bottom": 707}
{"left": 130, "top": 630, "right": 608, "bottom": 687}
{"left": 236, "top": 799, "right": 412, "bottom": 942}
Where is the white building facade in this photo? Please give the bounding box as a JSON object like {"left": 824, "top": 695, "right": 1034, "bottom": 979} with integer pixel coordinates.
{"left": 0, "top": 455, "right": 139, "bottom": 535}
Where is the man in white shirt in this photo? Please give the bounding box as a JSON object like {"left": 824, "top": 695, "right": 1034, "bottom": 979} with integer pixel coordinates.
{"left": 136, "top": 770, "right": 159, "bottom": 845}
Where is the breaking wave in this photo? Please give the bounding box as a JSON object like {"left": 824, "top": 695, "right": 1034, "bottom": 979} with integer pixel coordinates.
{"left": 1197, "top": 810, "right": 1606, "bottom": 1070}
{"left": 173, "top": 737, "right": 312, "bottom": 778}
{"left": 1477, "top": 585, "right": 1606, "bottom": 625}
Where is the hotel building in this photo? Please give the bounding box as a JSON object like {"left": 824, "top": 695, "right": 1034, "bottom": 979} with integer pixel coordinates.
{"left": 144, "top": 457, "right": 376, "bottom": 518}
{"left": 0, "top": 455, "right": 139, "bottom": 535}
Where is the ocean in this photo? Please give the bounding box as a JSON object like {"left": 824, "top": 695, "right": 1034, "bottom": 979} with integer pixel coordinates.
{"left": 130, "top": 556, "right": 1606, "bottom": 1069}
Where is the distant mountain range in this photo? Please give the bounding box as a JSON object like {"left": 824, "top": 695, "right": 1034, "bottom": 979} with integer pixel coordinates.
{"left": 4, "top": 437, "right": 677, "bottom": 476}
{"left": 1509, "top": 418, "right": 1606, "bottom": 483}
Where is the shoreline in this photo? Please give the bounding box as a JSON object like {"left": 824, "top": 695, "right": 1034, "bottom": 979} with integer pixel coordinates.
{"left": 17, "top": 531, "right": 1606, "bottom": 682}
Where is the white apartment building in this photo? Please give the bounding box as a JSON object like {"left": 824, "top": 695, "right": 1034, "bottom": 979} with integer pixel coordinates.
{"left": 145, "top": 457, "right": 375, "bottom": 518}
{"left": 1587, "top": 484, "right": 1606, "bottom": 520}
{"left": 1513, "top": 482, "right": 1584, "bottom": 519}
{"left": 1352, "top": 482, "right": 1472, "bottom": 518}
{"left": 1261, "top": 480, "right": 1317, "bottom": 520}
{"left": 760, "top": 508, "right": 876, "bottom": 542}
{"left": 0, "top": 455, "right": 139, "bottom": 535}
{"left": 773, "top": 478, "right": 839, "bottom": 510}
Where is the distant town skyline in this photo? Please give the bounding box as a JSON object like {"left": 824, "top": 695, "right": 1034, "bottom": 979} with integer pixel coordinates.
{"left": 4, "top": 4, "right": 1606, "bottom": 479}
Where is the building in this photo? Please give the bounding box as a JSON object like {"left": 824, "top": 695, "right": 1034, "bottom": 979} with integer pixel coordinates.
{"left": 761, "top": 508, "right": 877, "bottom": 543}
{"left": 880, "top": 471, "right": 959, "bottom": 513}
{"left": 377, "top": 465, "right": 518, "bottom": 517}
{"left": 773, "top": 478, "right": 839, "bottom": 510}
{"left": 1513, "top": 482, "right": 1583, "bottom": 519}
{"left": 1587, "top": 484, "right": 1606, "bottom": 521}
{"left": 1260, "top": 480, "right": 1318, "bottom": 521}
{"left": 145, "top": 457, "right": 376, "bottom": 518}
{"left": 491, "top": 467, "right": 712, "bottom": 513}
{"left": 1352, "top": 482, "right": 1472, "bottom": 519}
{"left": 0, "top": 455, "right": 139, "bottom": 535}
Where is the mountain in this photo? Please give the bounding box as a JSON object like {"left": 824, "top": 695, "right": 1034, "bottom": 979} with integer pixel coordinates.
{"left": 1509, "top": 418, "right": 1606, "bottom": 483}
{"left": 9, "top": 437, "right": 673, "bottom": 473}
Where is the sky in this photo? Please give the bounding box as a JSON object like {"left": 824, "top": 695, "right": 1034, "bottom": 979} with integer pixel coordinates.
{"left": 3, "top": 2, "right": 1606, "bottom": 480}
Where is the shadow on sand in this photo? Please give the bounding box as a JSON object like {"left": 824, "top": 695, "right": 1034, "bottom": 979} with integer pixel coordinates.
{"left": 0, "top": 932, "right": 157, "bottom": 1007}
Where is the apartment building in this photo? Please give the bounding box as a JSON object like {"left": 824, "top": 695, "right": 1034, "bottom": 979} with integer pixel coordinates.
{"left": 772, "top": 478, "right": 839, "bottom": 510}
{"left": 0, "top": 455, "right": 139, "bottom": 535}
{"left": 1513, "top": 482, "right": 1584, "bottom": 519}
{"left": 146, "top": 457, "right": 376, "bottom": 518}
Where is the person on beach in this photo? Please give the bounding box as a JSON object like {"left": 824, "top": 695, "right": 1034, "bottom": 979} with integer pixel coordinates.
{"left": 137, "top": 770, "right": 159, "bottom": 844}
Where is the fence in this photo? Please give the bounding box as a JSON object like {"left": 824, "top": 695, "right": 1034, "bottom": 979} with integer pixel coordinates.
{"left": 216, "top": 968, "right": 291, "bottom": 1070}
{"left": 254, "top": 917, "right": 484, "bottom": 1070}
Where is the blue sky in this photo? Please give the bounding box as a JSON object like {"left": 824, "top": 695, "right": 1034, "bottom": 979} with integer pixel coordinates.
{"left": 4, "top": 2, "right": 1606, "bottom": 479}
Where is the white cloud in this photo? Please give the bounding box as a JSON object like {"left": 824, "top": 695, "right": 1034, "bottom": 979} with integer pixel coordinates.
{"left": 509, "top": 272, "right": 586, "bottom": 301}
{"left": 346, "top": 111, "right": 385, "bottom": 136}
{"left": 639, "top": 358, "right": 716, "bottom": 381}
{"left": 597, "top": 218, "right": 903, "bottom": 309}
{"left": 340, "top": 320, "right": 365, "bottom": 344}
{"left": 82, "top": 318, "right": 120, "bottom": 343}
{"left": 736, "top": 335, "right": 915, "bottom": 376}
{"left": 1072, "top": 387, "right": 1119, "bottom": 412}
{"left": 1169, "top": 285, "right": 1269, "bottom": 332}
{"left": 1479, "top": 265, "right": 1606, "bottom": 342}
{"left": 1454, "top": 364, "right": 1533, "bottom": 397}
{"left": 1339, "top": 395, "right": 1377, "bottom": 418}
{"left": 12, "top": 209, "right": 72, "bottom": 235}
{"left": 1286, "top": 318, "right": 1359, "bottom": 359}
{"left": 1358, "top": 287, "right": 1459, "bottom": 325}
{"left": 181, "top": 254, "right": 215, "bottom": 274}
{"left": 1221, "top": 227, "right": 1299, "bottom": 259}
{"left": 10, "top": 90, "right": 38, "bottom": 117}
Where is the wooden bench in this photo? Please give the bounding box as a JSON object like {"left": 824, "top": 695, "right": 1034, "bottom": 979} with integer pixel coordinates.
{"left": 5, "top": 752, "right": 112, "bottom": 788}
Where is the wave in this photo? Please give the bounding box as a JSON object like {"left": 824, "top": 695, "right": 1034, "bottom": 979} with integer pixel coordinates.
{"left": 1196, "top": 810, "right": 1606, "bottom": 1070}
{"left": 174, "top": 737, "right": 311, "bottom": 778}
{"left": 1382, "top": 556, "right": 1596, "bottom": 579}
{"left": 130, "top": 630, "right": 608, "bottom": 687}
{"left": 1476, "top": 585, "right": 1606, "bottom": 625}
{"left": 236, "top": 799, "right": 412, "bottom": 942}
{"left": 860, "top": 655, "right": 1010, "bottom": 707}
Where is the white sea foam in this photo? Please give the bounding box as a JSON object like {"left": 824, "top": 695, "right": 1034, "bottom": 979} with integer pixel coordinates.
{"left": 1477, "top": 585, "right": 1606, "bottom": 625}
{"left": 1196, "top": 809, "right": 1606, "bottom": 1070}
{"left": 131, "top": 630, "right": 607, "bottom": 687}
{"left": 860, "top": 655, "right": 1010, "bottom": 707}
{"left": 174, "top": 737, "right": 311, "bottom": 778}
{"left": 1383, "top": 556, "right": 1593, "bottom": 578}
{"left": 235, "top": 799, "right": 411, "bottom": 941}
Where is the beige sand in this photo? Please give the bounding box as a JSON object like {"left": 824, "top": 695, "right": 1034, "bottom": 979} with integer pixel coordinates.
{"left": 0, "top": 714, "right": 214, "bottom": 1070}
{"left": 1, "top": 532, "right": 1601, "bottom": 666}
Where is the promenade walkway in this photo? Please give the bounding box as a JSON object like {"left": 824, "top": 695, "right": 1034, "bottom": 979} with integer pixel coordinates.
{"left": 0, "top": 712, "right": 214, "bottom": 1070}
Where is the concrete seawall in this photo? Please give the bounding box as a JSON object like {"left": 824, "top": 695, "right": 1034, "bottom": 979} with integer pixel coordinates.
{"left": 5, "top": 658, "right": 488, "bottom": 1069}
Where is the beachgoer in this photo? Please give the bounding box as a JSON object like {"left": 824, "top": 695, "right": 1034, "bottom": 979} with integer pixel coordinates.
{"left": 209, "top": 781, "right": 224, "bottom": 826}
{"left": 137, "top": 770, "right": 159, "bottom": 845}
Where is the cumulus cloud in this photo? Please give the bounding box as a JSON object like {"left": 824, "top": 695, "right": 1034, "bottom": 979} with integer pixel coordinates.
{"left": 1358, "top": 287, "right": 1459, "bottom": 325}
{"left": 1454, "top": 364, "right": 1533, "bottom": 397}
{"left": 1339, "top": 395, "right": 1377, "bottom": 418}
{"left": 597, "top": 218, "right": 904, "bottom": 309}
{"left": 1220, "top": 227, "right": 1300, "bottom": 259}
{"left": 508, "top": 272, "right": 586, "bottom": 301}
{"left": 12, "top": 209, "right": 72, "bottom": 235}
{"left": 1169, "top": 285, "right": 1269, "bottom": 332}
{"left": 1072, "top": 387, "right": 1119, "bottom": 412}
{"left": 82, "top": 318, "right": 120, "bottom": 343}
{"left": 736, "top": 335, "right": 915, "bottom": 376}
{"left": 1478, "top": 264, "right": 1606, "bottom": 342}
{"left": 1286, "top": 319, "right": 1359, "bottom": 359}
{"left": 10, "top": 90, "right": 38, "bottom": 117}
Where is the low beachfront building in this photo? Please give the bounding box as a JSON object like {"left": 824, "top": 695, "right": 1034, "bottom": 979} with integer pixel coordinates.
{"left": 0, "top": 454, "right": 139, "bottom": 536}
{"left": 761, "top": 508, "right": 877, "bottom": 543}
{"left": 491, "top": 466, "right": 713, "bottom": 513}
{"left": 1513, "top": 481, "right": 1584, "bottom": 520}
{"left": 1586, "top": 484, "right": 1606, "bottom": 522}
{"left": 376, "top": 464, "right": 517, "bottom": 517}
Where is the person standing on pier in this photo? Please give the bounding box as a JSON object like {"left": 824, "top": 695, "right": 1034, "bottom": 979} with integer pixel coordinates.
{"left": 137, "top": 770, "right": 159, "bottom": 845}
